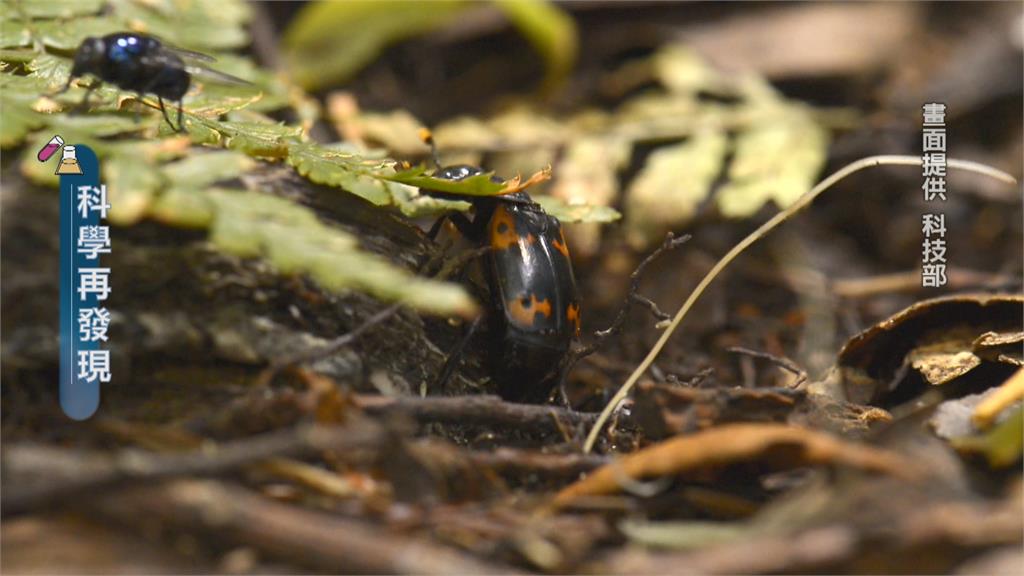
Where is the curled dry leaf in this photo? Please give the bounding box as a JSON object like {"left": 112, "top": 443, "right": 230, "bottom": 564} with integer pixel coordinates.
{"left": 499, "top": 165, "right": 553, "bottom": 194}
{"left": 837, "top": 293, "right": 1024, "bottom": 405}
{"left": 551, "top": 423, "right": 910, "bottom": 509}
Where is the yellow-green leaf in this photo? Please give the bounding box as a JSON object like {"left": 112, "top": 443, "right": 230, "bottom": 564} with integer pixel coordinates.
{"left": 625, "top": 129, "right": 728, "bottom": 249}
{"left": 715, "top": 107, "right": 828, "bottom": 218}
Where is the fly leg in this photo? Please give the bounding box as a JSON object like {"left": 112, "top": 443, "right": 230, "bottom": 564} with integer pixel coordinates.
{"left": 63, "top": 82, "right": 98, "bottom": 115}
{"left": 157, "top": 96, "right": 175, "bottom": 131}
{"left": 176, "top": 99, "right": 185, "bottom": 133}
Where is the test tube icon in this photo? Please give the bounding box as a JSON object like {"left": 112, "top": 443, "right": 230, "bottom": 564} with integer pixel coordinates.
{"left": 37, "top": 135, "right": 64, "bottom": 162}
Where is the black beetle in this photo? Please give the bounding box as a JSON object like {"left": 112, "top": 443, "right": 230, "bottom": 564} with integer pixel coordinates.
{"left": 421, "top": 138, "right": 580, "bottom": 403}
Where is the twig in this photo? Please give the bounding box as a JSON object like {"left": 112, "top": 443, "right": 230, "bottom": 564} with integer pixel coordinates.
{"left": 94, "top": 479, "right": 519, "bottom": 575}
{"left": 461, "top": 446, "right": 609, "bottom": 478}
{"left": 831, "top": 267, "right": 1019, "bottom": 298}
{"left": 354, "top": 394, "right": 604, "bottom": 431}
{"left": 578, "top": 233, "right": 691, "bottom": 359}
{"left": 2, "top": 424, "right": 383, "bottom": 516}
{"left": 259, "top": 303, "right": 403, "bottom": 385}
{"left": 582, "top": 155, "right": 1017, "bottom": 453}
{"left": 726, "top": 346, "right": 808, "bottom": 387}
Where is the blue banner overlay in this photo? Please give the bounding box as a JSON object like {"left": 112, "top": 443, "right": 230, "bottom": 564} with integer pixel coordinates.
{"left": 60, "top": 145, "right": 108, "bottom": 420}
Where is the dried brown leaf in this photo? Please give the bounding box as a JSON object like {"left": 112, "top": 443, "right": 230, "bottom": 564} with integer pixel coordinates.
{"left": 837, "top": 294, "right": 1024, "bottom": 404}
{"left": 551, "top": 423, "right": 910, "bottom": 509}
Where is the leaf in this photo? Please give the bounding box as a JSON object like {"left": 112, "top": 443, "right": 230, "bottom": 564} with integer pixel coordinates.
{"left": 1, "top": 0, "right": 104, "bottom": 19}
{"left": 349, "top": 109, "right": 429, "bottom": 155}
{"left": 0, "top": 91, "right": 46, "bottom": 148}
{"left": 283, "top": 0, "right": 470, "bottom": 90}
{"left": 549, "top": 136, "right": 630, "bottom": 255}
{"left": 533, "top": 195, "right": 620, "bottom": 224}
{"left": 161, "top": 150, "right": 255, "bottom": 188}
{"left": 493, "top": 0, "right": 578, "bottom": 93}
{"left": 951, "top": 406, "right": 1024, "bottom": 468}
{"left": 715, "top": 106, "right": 828, "bottom": 218}
{"left": 552, "top": 423, "right": 911, "bottom": 509}
{"left": 653, "top": 45, "right": 727, "bottom": 95}
{"left": 905, "top": 329, "right": 985, "bottom": 386}
{"left": 287, "top": 142, "right": 395, "bottom": 206}
{"left": 31, "top": 16, "right": 124, "bottom": 51}
{"left": 47, "top": 113, "right": 154, "bottom": 138}
{"left": 0, "top": 17, "right": 31, "bottom": 48}
{"left": 837, "top": 294, "right": 1024, "bottom": 405}
{"left": 624, "top": 129, "right": 728, "bottom": 249}
{"left": 148, "top": 186, "right": 215, "bottom": 229}
{"left": 386, "top": 179, "right": 470, "bottom": 218}
{"left": 386, "top": 166, "right": 507, "bottom": 197}
{"left": 103, "top": 153, "right": 164, "bottom": 225}
{"left": 206, "top": 189, "right": 477, "bottom": 317}
{"left": 191, "top": 118, "right": 303, "bottom": 158}
{"left": 112, "top": 0, "right": 251, "bottom": 51}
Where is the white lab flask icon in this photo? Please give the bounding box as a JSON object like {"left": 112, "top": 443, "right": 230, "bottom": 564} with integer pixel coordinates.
{"left": 55, "top": 145, "right": 84, "bottom": 175}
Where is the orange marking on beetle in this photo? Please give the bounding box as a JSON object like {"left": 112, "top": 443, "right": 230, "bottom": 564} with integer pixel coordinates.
{"left": 566, "top": 303, "right": 581, "bottom": 336}
{"left": 490, "top": 206, "right": 519, "bottom": 250}
{"left": 508, "top": 293, "right": 553, "bottom": 327}
{"left": 548, "top": 233, "right": 573, "bottom": 258}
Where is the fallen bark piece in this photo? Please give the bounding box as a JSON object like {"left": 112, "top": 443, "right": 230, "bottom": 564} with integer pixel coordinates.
{"left": 552, "top": 423, "right": 910, "bottom": 509}
{"left": 633, "top": 381, "right": 804, "bottom": 439}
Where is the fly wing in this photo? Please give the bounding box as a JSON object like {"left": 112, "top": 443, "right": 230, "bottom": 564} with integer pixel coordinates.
{"left": 162, "top": 44, "right": 216, "bottom": 63}
{"left": 137, "top": 47, "right": 188, "bottom": 71}
{"left": 155, "top": 42, "right": 254, "bottom": 86}
{"left": 183, "top": 64, "right": 253, "bottom": 86}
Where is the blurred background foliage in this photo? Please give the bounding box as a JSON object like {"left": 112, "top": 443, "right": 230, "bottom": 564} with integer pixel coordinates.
{"left": 2, "top": 0, "right": 843, "bottom": 313}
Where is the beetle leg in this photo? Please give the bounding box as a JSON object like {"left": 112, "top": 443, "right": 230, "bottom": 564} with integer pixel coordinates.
{"left": 434, "top": 315, "right": 483, "bottom": 392}
{"left": 426, "top": 214, "right": 449, "bottom": 240}
{"left": 446, "top": 212, "right": 478, "bottom": 239}
{"left": 427, "top": 211, "right": 478, "bottom": 242}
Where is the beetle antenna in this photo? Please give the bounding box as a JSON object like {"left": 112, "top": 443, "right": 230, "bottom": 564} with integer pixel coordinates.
{"left": 419, "top": 128, "right": 442, "bottom": 169}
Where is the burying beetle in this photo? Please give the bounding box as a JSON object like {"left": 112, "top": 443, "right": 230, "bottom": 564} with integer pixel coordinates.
{"left": 419, "top": 132, "right": 581, "bottom": 404}
{"left": 57, "top": 32, "right": 250, "bottom": 133}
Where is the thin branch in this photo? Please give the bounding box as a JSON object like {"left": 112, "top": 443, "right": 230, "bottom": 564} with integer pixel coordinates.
{"left": 572, "top": 233, "right": 691, "bottom": 364}
{"left": 727, "top": 346, "right": 808, "bottom": 387}
{"left": 2, "top": 424, "right": 383, "bottom": 516}
{"left": 461, "top": 446, "right": 609, "bottom": 478}
{"left": 94, "top": 479, "right": 519, "bottom": 575}
{"left": 354, "top": 394, "right": 603, "bottom": 431}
